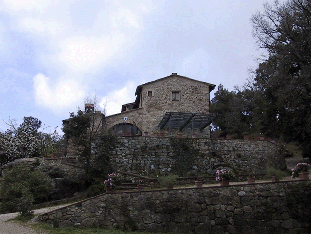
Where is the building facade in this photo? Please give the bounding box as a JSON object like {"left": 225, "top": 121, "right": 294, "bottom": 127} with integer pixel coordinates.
{"left": 105, "top": 73, "right": 215, "bottom": 137}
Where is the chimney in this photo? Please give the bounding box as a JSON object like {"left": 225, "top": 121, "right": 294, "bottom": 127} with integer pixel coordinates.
{"left": 85, "top": 103, "right": 94, "bottom": 113}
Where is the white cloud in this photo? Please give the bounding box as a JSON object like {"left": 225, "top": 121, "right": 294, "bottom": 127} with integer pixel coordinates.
{"left": 100, "top": 81, "right": 137, "bottom": 116}
{"left": 33, "top": 73, "right": 86, "bottom": 113}
{"left": 19, "top": 17, "right": 63, "bottom": 36}
{"left": 1, "top": 0, "right": 58, "bottom": 16}
{"left": 111, "top": 7, "right": 141, "bottom": 29}
{"left": 58, "top": 35, "right": 125, "bottom": 73}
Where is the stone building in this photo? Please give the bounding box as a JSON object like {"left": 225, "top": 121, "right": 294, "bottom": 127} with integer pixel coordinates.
{"left": 105, "top": 73, "right": 216, "bottom": 137}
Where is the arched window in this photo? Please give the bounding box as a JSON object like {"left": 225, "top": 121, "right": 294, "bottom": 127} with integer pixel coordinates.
{"left": 111, "top": 123, "right": 142, "bottom": 136}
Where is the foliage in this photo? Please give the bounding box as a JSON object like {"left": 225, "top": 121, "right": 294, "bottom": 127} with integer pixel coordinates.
{"left": 215, "top": 169, "right": 235, "bottom": 181}
{"left": 251, "top": 0, "right": 311, "bottom": 159}
{"left": 62, "top": 110, "right": 111, "bottom": 177}
{"left": 62, "top": 109, "right": 118, "bottom": 194}
{"left": 265, "top": 167, "right": 286, "bottom": 181}
{"left": 211, "top": 85, "right": 261, "bottom": 137}
{"left": 170, "top": 138, "right": 199, "bottom": 176}
{"left": 33, "top": 222, "right": 171, "bottom": 234}
{"left": 0, "top": 117, "right": 41, "bottom": 162}
{"left": 88, "top": 134, "right": 117, "bottom": 179}
{"left": 12, "top": 213, "right": 35, "bottom": 222}
{"left": 211, "top": 0, "right": 311, "bottom": 160}
{"left": 38, "top": 129, "right": 66, "bottom": 158}
{"left": 86, "top": 180, "right": 106, "bottom": 197}
{"left": 291, "top": 163, "right": 310, "bottom": 178}
{"left": 158, "top": 174, "right": 178, "bottom": 187}
{"left": 0, "top": 117, "right": 64, "bottom": 165}
{"left": 104, "top": 172, "right": 122, "bottom": 188}
{"left": 0, "top": 165, "right": 54, "bottom": 215}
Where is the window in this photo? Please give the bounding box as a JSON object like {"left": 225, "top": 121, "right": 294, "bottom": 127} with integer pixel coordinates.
{"left": 148, "top": 91, "right": 152, "bottom": 97}
{"left": 172, "top": 91, "right": 180, "bottom": 101}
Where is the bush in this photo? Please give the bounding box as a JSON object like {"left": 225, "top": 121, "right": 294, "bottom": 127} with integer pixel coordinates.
{"left": 86, "top": 183, "right": 106, "bottom": 197}
{"left": 265, "top": 167, "right": 286, "bottom": 181}
{"left": 158, "top": 175, "right": 178, "bottom": 187}
{"left": 0, "top": 165, "right": 54, "bottom": 215}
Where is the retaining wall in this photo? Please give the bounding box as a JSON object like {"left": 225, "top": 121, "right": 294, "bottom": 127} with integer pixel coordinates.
{"left": 39, "top": 180, "right": 311, "bottom": 233}
{"left": 110, "top": 137, "right": 286, "bottom": 176}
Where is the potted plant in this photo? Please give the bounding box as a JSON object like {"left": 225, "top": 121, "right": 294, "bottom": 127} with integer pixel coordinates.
{"left": 291, "top": 163, "right": 310, "bottom": 180}
{"left": 265, "top": 167, "right": 285, "bottom": 182}
{"left": 216, "top": 169, "right": 235, "bottom": 186}
{"left": 158, "top": 175, "right": 178, "bottom": 189}
{"left": 104, "top": 172, "right": 122, "bottom": 193}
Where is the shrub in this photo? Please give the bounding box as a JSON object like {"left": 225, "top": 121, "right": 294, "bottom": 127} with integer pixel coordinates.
{"left": 0, "top": 165, "right": 54, "bottom": 215}
{"left": 158, "top": 175, "right": 178, "bottom": 187}
{"left": 265, "top": 167, "right": 286, "bottom": 181}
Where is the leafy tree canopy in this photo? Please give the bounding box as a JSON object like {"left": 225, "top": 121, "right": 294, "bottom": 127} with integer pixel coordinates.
{"left": 212, "top": 0, "right": 311, "bottom": 159}
{"left": 252, "top": 0, "right": 311, "bottom": 157}
{"left": 0, "top": 117, "right": 64, "bottom": 164}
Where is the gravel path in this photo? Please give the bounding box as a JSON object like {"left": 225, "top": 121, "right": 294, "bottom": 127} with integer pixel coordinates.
{"left": 0, "top": 205, "right": 68, "bottom": 234}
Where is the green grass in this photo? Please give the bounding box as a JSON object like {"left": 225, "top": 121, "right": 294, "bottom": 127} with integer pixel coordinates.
{"left": 284, "top": 142, "right": 302, "bottom": 158}
{"left": 32, "top": 223, "right": 174, "bottom": 234}
{"left": 10, "top": 213, "right": 35, "bottom": 222}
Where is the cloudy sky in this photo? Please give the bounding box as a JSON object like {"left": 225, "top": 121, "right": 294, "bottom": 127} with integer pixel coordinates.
{"left": 0, "top": 0, "right": 283, "bottom": 133}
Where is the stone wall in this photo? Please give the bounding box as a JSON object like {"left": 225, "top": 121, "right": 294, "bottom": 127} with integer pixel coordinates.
{"left": 139, "top": 75, "right": 212, "bottom": 135}
{"left": 110, "top": 137, "right": 286, "bottom": 176}
{"left": 104, "top": 74, "right": 213, "bottom": 136}
{"left": 39, "top": 180, "right": 311, "bottom": 233}
{"left": 105, "top": 108, "right": 145, "bottom": 134}
{"left": 40, "top": 158, "right": 85, "bottom": 181}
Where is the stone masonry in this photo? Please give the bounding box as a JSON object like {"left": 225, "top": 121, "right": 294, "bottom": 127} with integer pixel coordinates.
{"left": 104, "top": 73, "right": 215, "bottom": 137}
{"left": 109, "top": 137, "right": 286, "bottom": 176}
{"left": 39, "top": 180, "right": 311, "bottom": 233}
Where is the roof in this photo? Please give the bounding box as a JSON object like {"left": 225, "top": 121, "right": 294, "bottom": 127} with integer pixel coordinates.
{"left": 158, "top": 112, "right": 215, "bottom": 131}
{"left": 135, "top": 73, "right": 216, "bottom": 96}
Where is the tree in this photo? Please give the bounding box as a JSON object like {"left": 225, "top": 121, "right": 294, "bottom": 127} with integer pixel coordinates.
{"left": 62, "top": 107, "right": 115, "bottom": 180}
{"left": 252, "top": 0, "right": 311, "bottom": 158}
{"left": 210, "top": 84, "right": 261, "bottom": 138}
{"left": 38, "top": 128, "right": 65, "bottom": 158}
{"left": 0, "top": 117, "right": 65, "bottom": 163}
{"left": 0, "top": 165, "right": 54, "bottom": 215}
{"left": 0, "top": 117, "right": 42, "bottom": 161}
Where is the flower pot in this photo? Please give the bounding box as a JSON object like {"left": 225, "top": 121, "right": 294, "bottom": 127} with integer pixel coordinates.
{"left": 105, "top": 184, "right": 113, "bottom": 193}
{"left": 195, "top": 180, "right": 203, "bottom": 188}
{"left": 299, "top": 172, "right": 309, "bottom": 180}
{"left": 221, "top": 179, "right": 229, "bottom": 186}
{"left": 137, "top": 184, "right": 145, "bottom": 191}
{"left": 247, "top": 177, "right": 256, "bottom": 184}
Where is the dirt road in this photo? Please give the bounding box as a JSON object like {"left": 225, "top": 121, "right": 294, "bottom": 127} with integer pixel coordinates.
{"left": 0, "top": 205, "right": 68, "bottom": 234}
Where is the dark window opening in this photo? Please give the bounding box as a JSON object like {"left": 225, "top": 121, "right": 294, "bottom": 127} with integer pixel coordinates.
{"left": 172, "top": 91, "right": 180, "bottom": 101}
{"left": 112, "top": 123, "right": 142, "bottom": 136}
{"left": 148, "top": 91, "right": 152, "bottom": 97}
